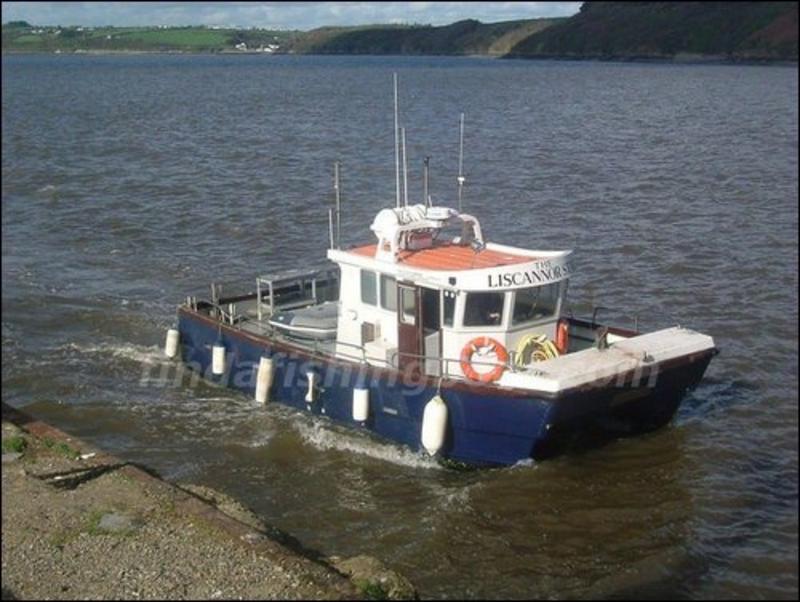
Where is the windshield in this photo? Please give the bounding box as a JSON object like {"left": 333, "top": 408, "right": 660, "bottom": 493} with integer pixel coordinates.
{"left": 512, "top": 283, "right": 559, "bottom": 325}
{"left": 463, "top": 291, "right": 504, "bottom": 327}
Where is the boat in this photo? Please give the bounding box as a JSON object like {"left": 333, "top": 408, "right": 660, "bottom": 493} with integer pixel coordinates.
{"left": 164, "top": 75, "right": 717, "bottom": 467}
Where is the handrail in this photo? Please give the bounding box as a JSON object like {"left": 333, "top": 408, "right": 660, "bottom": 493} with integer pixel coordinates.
{"left": 586, "top": 305, "right": 641, "bottom": 334}
{"left": 328, "top": 337, "right": 513, "bottom": 377}
{"left": 590, "top": 307, "right": 641, "bottom": 331}
{"left": 388, "top": 348, "right": 514, "bottom": 378}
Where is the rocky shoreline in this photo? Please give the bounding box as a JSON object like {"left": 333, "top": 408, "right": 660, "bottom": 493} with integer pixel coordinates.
{"left": 1, "top": 403, "right": 416, "bottom": 600}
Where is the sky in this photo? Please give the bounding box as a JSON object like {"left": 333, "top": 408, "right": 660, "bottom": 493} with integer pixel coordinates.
{"left": 1, "top": 2, "right": 583, "bottom": 30}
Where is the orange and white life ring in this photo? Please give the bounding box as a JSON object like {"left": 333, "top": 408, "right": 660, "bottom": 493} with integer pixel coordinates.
{"left": 556, "top": 318, "right": 569, "bottom": 355}
{"left": 460, "top": 337, "right": 509, "bottom": 383}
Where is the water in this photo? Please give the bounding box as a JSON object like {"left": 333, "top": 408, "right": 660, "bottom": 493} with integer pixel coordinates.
{"left": 2, "top": 54, "right": 797, "bottom": 599}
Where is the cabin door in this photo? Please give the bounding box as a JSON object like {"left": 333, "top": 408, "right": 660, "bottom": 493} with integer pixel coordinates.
{"left": 397, "top": 283, "right": 422, "bottom": 373}
{"left": 420, "top": 287, "right": 442, "bottom": 377}
{"left": 397, "top": 284, "right": 441, "bottom": 376}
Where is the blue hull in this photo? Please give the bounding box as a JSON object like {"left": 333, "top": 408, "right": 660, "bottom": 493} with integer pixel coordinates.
{"left": 177, "top": 309, "right": 713, "bottom": 466}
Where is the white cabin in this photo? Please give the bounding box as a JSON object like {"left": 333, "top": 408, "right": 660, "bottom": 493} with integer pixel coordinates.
{"left": 327, "top": 204, "right": 573, "bottom": 380}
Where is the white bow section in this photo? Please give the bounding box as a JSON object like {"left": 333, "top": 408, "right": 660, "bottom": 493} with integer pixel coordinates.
{"left": 370, "top": 205, "right": 483, "bottom": 262}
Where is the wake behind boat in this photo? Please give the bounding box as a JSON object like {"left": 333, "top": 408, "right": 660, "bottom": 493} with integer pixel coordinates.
{"left": 164, "top": 75, "right": 717, "bottom": 467}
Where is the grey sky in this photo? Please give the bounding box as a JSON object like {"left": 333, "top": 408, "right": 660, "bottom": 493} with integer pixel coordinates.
{"left": 1, "top": 2, "right": 583, "bottom": 30}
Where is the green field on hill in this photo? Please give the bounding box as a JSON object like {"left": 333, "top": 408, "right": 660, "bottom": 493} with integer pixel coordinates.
{"left": 2, "top": 23, "right": 297, "bottom": 53}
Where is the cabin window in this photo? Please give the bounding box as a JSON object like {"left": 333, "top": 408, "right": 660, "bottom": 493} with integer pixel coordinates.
{"left": 463, "top": 292, "right": 505, "bottom": 327}
{"left": 400, "top": 287, "right": 416, "bottom": 325}
{"left": 380, "top": 274, "right": 397, "bottom": 311}
{"left": 512, "top": 283, "right": 559, "bottom": 325}
{"left": 443, "top": 291, "right": 456, "bottom": 327}
{"left": 360, "top": 270, "right": 377, "bottom": 306}
{"left": 421, "top": 287, "right": 440, "bottom": 333}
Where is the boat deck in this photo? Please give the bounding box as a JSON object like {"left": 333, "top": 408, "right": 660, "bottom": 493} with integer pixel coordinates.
{"left": 502, "top": 327, "right": 716, "bottom": 392}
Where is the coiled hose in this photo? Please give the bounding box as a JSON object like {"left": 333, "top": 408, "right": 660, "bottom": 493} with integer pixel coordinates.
{"left": 514, "top": 333, "right": 560, "bottom": 368}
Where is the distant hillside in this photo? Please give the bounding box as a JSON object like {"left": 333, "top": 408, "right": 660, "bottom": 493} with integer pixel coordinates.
{"left": 1, "top": 23, "right": 298, "bottom": 53}
{"left": 284, "top": 18, "right": 560, "bottom": 56}
{"left": 508, "top": 1, "right": 798, "bottom": 61}
{"left": 4, "top": 4, "right": 797, "bottom": 62}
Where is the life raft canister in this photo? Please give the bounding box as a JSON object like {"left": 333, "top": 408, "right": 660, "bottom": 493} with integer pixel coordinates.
{"left": 460, "top": 336, "right": 509, "bottom": 383}
{"left": 555, "top": 318, "right": 569, "bottom": 355}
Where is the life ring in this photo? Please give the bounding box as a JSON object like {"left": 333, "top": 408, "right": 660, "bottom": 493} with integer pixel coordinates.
{"left": 460, "top": 337, "right": 509, "bottom": 383}
{"left": 556, "top": 319, "right": 569, "bottom": 355}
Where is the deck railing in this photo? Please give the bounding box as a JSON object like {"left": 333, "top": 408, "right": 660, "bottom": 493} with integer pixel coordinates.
{"left": 188, "top": 295, "right": 648, "bottom": 382}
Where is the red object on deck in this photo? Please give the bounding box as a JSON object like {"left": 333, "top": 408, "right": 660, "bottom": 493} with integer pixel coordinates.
{"left": 349, "top": 242, "right": 532, "bottom": 271}
{"left": 556, "top": 319, "right": 569, "bottom": 355}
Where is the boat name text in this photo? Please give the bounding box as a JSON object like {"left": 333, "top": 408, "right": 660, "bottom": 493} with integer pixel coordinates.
{"left": 487, "top": 260, "right": 572, "bottom": 288}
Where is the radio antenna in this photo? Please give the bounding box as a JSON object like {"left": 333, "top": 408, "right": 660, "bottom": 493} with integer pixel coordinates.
{"left": 334, "top": 161, "right": 341, "bottom": 248}
{"left": 393, "top": 73, "right": 401, "bottom": 209}
{"left": 423, "top": 156, "right": 430, "bottom": 207}
{"left": 327, "top": 208, "right": 335, "bottom": 250}
{"left": 457, "top": 112, "right": 465, "bottom": 213}
{"left": 401, "top": 127, "right": 409, "bottom": 207}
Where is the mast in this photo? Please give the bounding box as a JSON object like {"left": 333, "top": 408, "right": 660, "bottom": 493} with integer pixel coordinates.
{"left": 457, "top": 112, "right": 465, "bottom": 213}
{"left": 394, "top": 73, "right": 401, "bottom": 209}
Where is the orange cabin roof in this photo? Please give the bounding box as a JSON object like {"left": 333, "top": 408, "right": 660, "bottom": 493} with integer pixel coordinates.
{"left": 349, "top": 242, "right": 533, "bottom": 271}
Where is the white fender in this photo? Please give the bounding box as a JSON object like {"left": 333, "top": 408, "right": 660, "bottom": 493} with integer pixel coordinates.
{"left": 352, "top": 388, "right": 369, "bottom": 422}
{"left": 164, "top": 328, "right": 179, "bottom": 358}
{"left": 212, "top": 343, "right": 226, "bottom": 376}
{"left": 421, "top": 395, "right": 448, "bottom": 456}
{"left": 305, "top": 371, "right": 317, "bottom": 402}
{"left": 255, "top": 356, "right": 274, "bottom": 404}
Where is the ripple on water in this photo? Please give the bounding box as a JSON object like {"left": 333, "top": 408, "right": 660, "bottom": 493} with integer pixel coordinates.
{"left": 2, "top": 55, "right": 797, "bottom": 599}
